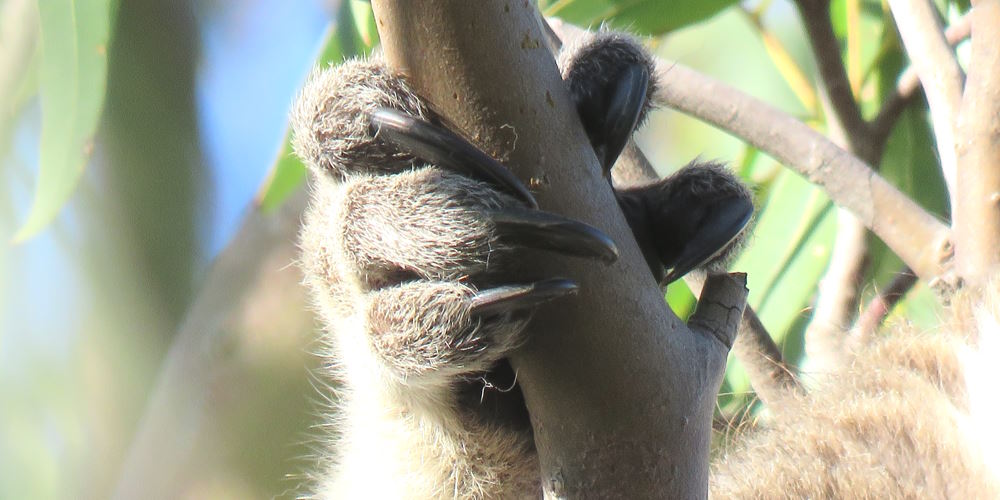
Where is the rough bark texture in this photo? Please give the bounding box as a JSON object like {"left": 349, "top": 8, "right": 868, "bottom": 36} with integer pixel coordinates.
{"left": 371, "top": 2, "right": 742, "bottom": 496}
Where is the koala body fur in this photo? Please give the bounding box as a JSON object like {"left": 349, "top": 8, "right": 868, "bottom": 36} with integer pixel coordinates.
{"left": 293, "top": 29, "right": 1000, "bottom": 499}
{"left": 711, "top": 287, "right": 1000, "bottom": 498}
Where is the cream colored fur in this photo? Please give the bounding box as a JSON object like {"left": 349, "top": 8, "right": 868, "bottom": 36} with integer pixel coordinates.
{"left": 711, "top": 286, "right": 1000, "bottom": 498}
{"left": 294, "top": 60, "right": 540, "bottom": 498}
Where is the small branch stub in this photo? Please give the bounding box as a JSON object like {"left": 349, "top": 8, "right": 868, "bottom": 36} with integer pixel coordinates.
{"left": 688, "top": 272, "right": 749, "bottom": 350}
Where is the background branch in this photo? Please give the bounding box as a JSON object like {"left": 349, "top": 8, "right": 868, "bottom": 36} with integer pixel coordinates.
{"left": 794, "top": 7, "right": 874, "bottom": 372}
{"left": 954, "top": 0, "right": 1000, "bottom": 284}
{"left": 650, "top": 58, "right": 952, "bottom": 283}
{"left": 793, "top": 0, "right": 869, "bottom": 155}
{"left": 886, "top": 0, "right": 965, "bottom": 203}
{"left": 113, "top": 193, "right": 308, "bottom": 499}
{"left": 871, "top": 14, "right": 972, "bottom": 145}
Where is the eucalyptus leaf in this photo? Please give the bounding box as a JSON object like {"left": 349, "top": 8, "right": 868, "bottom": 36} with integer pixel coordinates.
{"left": 14, "top": 0, "right": 112, "bottom": 241}
{"left": 543, "top": 0, "right": 739, "bottom": 36}
{"left": 349, "top": 0, "right": 379, "bottom": 50}
{"left": 732, "top": 170, "right": 834, "bottom": 342}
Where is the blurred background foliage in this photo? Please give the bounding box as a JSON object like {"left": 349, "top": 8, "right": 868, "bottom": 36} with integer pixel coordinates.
{"left": 0, "top": 0, "right": 961, "bottom": 497}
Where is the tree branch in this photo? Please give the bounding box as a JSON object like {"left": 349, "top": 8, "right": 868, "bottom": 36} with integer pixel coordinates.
{"left": 804, "top": 209, "right": 868, "bottom": 372}
{"left": 871, "top": 13, "right": 972, "bottom": 145}
{"left": 793, "top": 0, "right": 869, "bottom": 155}
{"left": 371, "top": 2, "right": 741, "bottom": 496}
{"left": 650, "top": 59, "right": 953, "bottom": 283}
{"left": 805, "top": 91, "right": 869, "bottom": 373}
{"left": 886, "top": 0, "right": 965, "bottom": 203}
{"left": 954, "top": 0, "right": 1000, "bottom": 284}
{"left": 112, "top": 193, "right": 308, "bottom": 499}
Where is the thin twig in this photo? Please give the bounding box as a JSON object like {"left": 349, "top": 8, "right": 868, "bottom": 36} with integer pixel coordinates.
{"left": 793, "top": 0, "right": 870, "bottom": 156}
{"left": 886, "top": 0, "right": 965, "bottom": 203}
{"left": 852, "top": 267, "right": 918, "bottom": 341}
{"left": 792, "top": 2, "right": 881, "bottom": 372}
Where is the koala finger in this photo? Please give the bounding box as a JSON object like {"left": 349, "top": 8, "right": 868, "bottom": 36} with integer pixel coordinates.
{"left": 615, "top": 161, "right": 754, "bottom": 285}
{"left": 364, "top": 280, "right": 561, "bottom": 383}
{"left": 369, "top": 108, "right": 538, "bottom": 208}
{"left": 558, "top": 30, "right": 658, "bottom": 173}
{"left": 290, "top": 57, "right": 437, "bottom": 179}
{"left": 306, "top": 167, "right": 616, "bottom": 292}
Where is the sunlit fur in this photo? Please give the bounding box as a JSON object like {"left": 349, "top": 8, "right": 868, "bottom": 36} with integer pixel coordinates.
{"left": 711, "top": 284, "right": 1000, "bottom": 498}
{"left": 294, "top": 63, "right": 539, "bottom": 498}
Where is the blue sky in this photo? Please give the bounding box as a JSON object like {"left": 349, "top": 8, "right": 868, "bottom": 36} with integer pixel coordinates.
{"left": 197, "top": 0, "right": 328, "bottom": 254}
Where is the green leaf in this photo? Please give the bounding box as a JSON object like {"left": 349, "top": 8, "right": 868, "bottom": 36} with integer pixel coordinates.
{"left": 665, "top": 279, "right": 696, "bottom": 322}
{"left": 14, "top": 0, "right": 112, "bottom": 241}
{"left": 255, "top": 25, "right": 347, "bottom": 212}
{"left": 732, "top": 170, "right": 835, "bottom": 341}
{"left": 257, "top": 141, "right": 309, "bottom": 213}
{"left": 258, "top": 2, "right": 385, "bottom": 212}
{"left": 349, "top": 0, "right": 379, "bottom": 50}
{"left": 720, "top": 168, "right": 835, "bottom": 398}
{"left": 544, "top": 0, "right": 740, "bottom": 36}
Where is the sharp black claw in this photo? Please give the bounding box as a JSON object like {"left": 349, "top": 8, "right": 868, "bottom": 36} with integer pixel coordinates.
{"left": 660, "top": 196, "right": 754, "bottom": 285}
{"left": 600, "top": 64, "right": 649, "bottom": 173}
{"left": 489, "top": 208, "right": 619, "bottom": 263}
{"left": 470, "top": 279, "right": 579, "bottom": 317}
{"left": 369, "top": 108, "right": 539, "bottom": 209}
{"left": 571, "top": 62, "right": 650, "bottom": 176}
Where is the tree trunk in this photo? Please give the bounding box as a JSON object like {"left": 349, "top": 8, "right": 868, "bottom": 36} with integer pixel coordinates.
{"left": 371, "top": 2, "right": 743, "bottom": 496}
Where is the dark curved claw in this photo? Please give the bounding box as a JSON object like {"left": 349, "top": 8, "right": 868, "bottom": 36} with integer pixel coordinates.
{"left": 660, "top": 196, "right": 754, "bottom": 285}
{"left": 370, "top": 108, "right": 539, "bottom": 209}
{"left": 599, "top": 64, "right": 649, "bottom": 173}
{"left": 469, "top": 279, "right": 578, "bottom": 317}
{"left": 571, "top": 62, "right": 650, "bottom": 175}
{"left": 489, "top": 208, "right": 619, "bottom": 263}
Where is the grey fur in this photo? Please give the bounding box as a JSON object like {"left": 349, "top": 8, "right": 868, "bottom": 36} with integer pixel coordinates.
{"left": 291, "top": 58, "right": 437, "bottom": 179}
{"left": 295, "top": 56, "right": 543, "bottom": 498}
